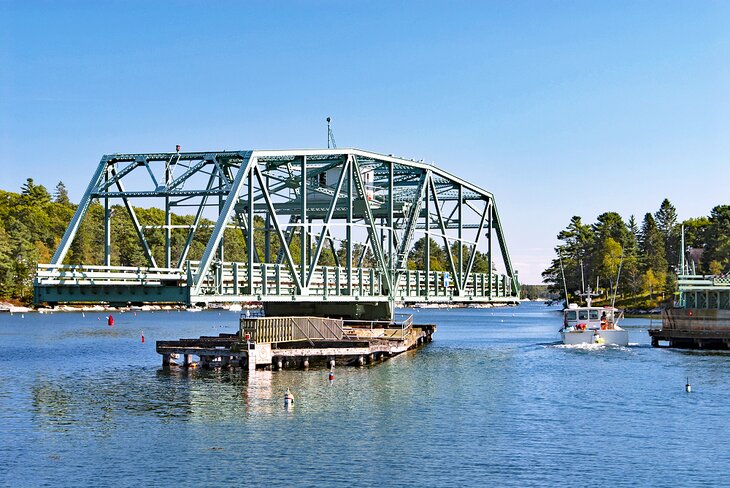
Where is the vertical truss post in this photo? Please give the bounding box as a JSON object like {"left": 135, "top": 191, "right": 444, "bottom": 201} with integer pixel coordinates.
{"left": 388, "top": 162, "right": 394, "bottom": 276}
{"left": 424, "top": 173, "right": 430, "bottom": 294}
{"left": 104, "top": 165, "right": 111, "bottom": 266}
{"left": 458, "top": 185, "right": 463, "bottom": 289}
{"left": 488, "top": 201, "right": 493, "bottom": 297}
{"left": 165, "top": 158, "right": 172, "bottom": 268}
{"left": 217, "top": 169, "right": 225, "bottom": 265}
{"left": 346, "top": 159, "right": 353, "bottom": 296}
{"left": 264, "top": 174, "right": 271, "bottom": 263}
{"left": 247, "top": 168, "right": 255, "bottom": 294}
{"left": 300, "top": 156, "right": 308, "bottom": 293}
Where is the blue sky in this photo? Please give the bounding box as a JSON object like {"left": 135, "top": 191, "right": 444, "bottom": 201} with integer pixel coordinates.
{"left": 1, "top": 1, "right": 728, "bottom": 283}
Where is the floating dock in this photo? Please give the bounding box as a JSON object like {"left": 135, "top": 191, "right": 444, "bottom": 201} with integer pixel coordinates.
{"left": 156, "top": 314, "right": 435, "bottom": 370}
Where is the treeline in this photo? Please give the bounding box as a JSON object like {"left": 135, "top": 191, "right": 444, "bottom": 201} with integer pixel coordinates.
{"left": 0, "top": 178, "right": 492, "bottom": 303}
{"left": 542, "top": 199, "right": 730, "bottom": 307}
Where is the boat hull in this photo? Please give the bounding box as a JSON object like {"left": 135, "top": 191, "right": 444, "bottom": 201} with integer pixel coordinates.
{"left": 560, "top": 328, "right": 629, "bottom": 346}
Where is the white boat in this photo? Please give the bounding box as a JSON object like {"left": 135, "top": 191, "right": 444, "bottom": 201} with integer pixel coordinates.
{"left": 559, "top": 289, "right": 628, "bottom": 346}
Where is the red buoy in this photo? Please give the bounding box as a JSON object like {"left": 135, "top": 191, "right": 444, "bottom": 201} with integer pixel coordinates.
{"left": 328, "top": 371, "right": 334, "bottom": 381}
{"left": 141, "top": 330, "right": 145, "bottom": 343}
{"left": 107, "top": 315, "right": 114, "bottom": 327}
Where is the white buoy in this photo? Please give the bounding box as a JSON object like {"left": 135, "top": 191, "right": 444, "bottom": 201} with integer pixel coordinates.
{"left": 284, "top": 388, "right": 294, "bottom": 408}
{"left": 686, "top": 378, "right": 692, "bottom": 393}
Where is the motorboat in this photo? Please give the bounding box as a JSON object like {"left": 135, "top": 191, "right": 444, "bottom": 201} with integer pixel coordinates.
{"left": 559, "top": 288, "right": 629, "bottom": 346}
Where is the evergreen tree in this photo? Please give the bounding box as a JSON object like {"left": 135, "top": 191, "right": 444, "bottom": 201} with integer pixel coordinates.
{"left": 54, "top": 181, "right": 70, "bottom": 205}
{"left": 655, "top": 198, "right": 679, "bottom": 270}
{"left": 702, "top": 205, "right": 730, "bottom": 275}
{"left": 639, "top": 213, "right": 667, "bottom": 273}
{"left": 542, "top": 216, "right": 593, "bottom": 300}
{"left": 622, "top": 215, "right": 642, "bottom": 296}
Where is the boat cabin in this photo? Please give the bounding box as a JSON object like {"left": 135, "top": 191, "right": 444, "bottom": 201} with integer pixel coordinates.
{"left": 563, "top": 304, "right": 617, "bottom": 330}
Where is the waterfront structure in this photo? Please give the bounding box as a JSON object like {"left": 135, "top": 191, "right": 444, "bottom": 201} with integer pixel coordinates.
{"left": 650, "top": 230, "right": 730, "bottom": 348}
{"left": 157, "top": 314, "right": 436, "bottom": 370}
{"left": 34, "top": 148, "right": 519, "bottom": 319}
{"left": 650, "top": 274, "right": 730, "bottom": 349}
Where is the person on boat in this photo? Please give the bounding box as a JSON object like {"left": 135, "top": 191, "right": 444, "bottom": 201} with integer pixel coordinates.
{"left": 600, "top": 311, "right": 608, "bottom": 330}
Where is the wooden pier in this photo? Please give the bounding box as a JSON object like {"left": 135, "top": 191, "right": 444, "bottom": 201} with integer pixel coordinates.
{"left": 156, "top": 314, "right": 435, "bottom": 370}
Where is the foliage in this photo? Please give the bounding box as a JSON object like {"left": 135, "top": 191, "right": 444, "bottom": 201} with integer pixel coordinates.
{"left": 543, "top": 199, "right": 728, "bottom": 309}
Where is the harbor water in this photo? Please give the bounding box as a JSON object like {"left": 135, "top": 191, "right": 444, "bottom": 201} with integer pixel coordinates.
{"left": 2, "top": 302, "right": 729, "bottom": 487}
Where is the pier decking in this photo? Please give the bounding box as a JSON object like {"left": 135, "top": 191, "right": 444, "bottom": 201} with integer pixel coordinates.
{"left": 156, "top": 314, "right": 435, "bottom": 370}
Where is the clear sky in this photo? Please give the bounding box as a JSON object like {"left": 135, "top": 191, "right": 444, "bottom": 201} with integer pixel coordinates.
{"left": 1, "top": 1, "right": 728, "bottom": 283}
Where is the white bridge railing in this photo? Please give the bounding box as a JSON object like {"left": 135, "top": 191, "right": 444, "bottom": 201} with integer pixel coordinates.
{"left": 36, "top": 261, "right": 517, "bottom": 301}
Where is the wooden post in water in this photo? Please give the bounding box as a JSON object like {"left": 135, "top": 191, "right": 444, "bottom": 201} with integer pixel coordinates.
{"left": 247, "top": 344, "right": 257, "bottom": 373}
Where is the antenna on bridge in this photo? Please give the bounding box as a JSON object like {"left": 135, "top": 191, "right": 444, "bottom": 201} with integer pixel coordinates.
{"left": 327, "top": 117, "right": 337, "bottom": 149}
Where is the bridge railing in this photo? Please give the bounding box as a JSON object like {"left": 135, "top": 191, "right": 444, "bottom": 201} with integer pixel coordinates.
{"left": 192, "top": 262, "right": 386, "bottom": 298}
{"left": 36, "top": 261, "right": 517, "bottom": 301}
{"left": 35, "top": 263, "right": 185, "bottom": 286}
{"left": 395, "top": 269, "right": 513, "bottom": 299}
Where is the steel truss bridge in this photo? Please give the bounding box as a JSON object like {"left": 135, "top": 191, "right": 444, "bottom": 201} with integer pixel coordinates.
{"left": 35, "top": 148, "right": 519, "bottom": 319}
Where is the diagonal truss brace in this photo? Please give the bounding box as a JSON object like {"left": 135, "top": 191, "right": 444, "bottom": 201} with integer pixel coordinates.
{"left": 192, "top": 151, "right": 253, "bottom": 294}
{"left": 306, "top": 157, "right": 351, "bottom": 287}
{"left": 51, "top": 157, "right": 110, "bottom": 264}
{"left": 352, "top": 156, "right": 392, "bottom": 293}
{"left": 429, "top": 177, "right": 461, "bottom": 295}
{"left": 461, "top": 200, "right": 490, "bottom": 290}
{"left": 111, "top": 167, "right": 158, "bottom": 268}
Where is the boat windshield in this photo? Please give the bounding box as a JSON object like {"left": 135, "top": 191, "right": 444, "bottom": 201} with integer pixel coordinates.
{"left": 564, "top": 308, "right": 615, "bottom": 323}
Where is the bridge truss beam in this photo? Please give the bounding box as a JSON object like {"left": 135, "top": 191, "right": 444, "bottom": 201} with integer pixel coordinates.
{"left": 35, "top": 148, "right": 520, "bottom": 319}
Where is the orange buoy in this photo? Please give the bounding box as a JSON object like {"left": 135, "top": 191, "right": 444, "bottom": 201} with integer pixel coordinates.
{"left": 141, "top": 330, "right": 145, "bottom": 343}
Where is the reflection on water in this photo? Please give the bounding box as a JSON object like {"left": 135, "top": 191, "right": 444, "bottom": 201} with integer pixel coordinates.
{"left": 3, "top": 304, "right": 730, "bottom": 486}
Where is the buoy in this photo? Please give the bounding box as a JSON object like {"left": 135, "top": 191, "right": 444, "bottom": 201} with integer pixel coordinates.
{"left": 284, "top": 388, "right": 294, "bottom": 407}
{"left": 107, "top": 315, "right": 114, "bottom": 327}
{"left": 21, "top": 314, "right": 24, "bottom": 319}
{"left": 686, "top": 378, "right": 692, "bottom": 393}
{"left": 141, "top": 330, "right": 145, "bottom": 343}
{"left": 328, "top": 371, "right": 334, "bottom": 382}
{"left": 82, "top": 311, "right": 85, "bottom": 318}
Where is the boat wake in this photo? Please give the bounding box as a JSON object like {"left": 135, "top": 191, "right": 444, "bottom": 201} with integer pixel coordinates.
{"left": 549, "top": 342, "right": 636, "bottom": 352}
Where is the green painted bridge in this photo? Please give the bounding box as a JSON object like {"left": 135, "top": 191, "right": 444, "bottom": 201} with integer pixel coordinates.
{"left": 34, "top": 148, "right": 519, "bottom": 319}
